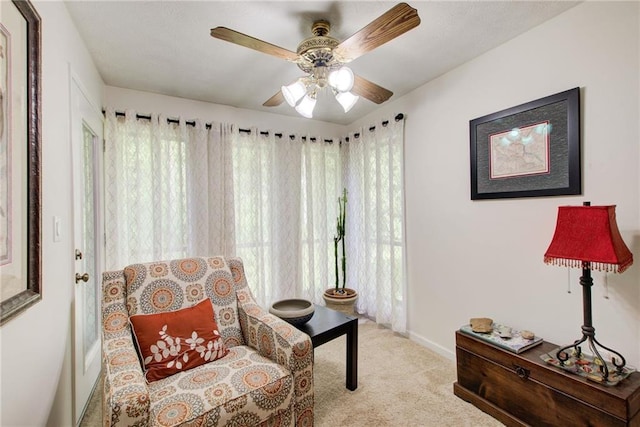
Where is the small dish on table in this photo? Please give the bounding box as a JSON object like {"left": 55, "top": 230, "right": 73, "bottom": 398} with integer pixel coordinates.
{"left": 269, "top": 298, "right": 315, "bottom": 326}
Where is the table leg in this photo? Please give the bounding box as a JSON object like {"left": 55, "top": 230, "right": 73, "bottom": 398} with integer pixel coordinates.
{"left": 346, "top": 318, "right": 358, "bottom": 390}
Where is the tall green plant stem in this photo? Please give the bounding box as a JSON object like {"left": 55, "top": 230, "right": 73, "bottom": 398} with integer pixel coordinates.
{"left": 341, "top": 191, "right": 346, "bottom": 290}
{"left": 334, "top": 236, "right": 339, "bottom": 291}
{"left": 333, "top": 188, "right": 347, "bottom": 292}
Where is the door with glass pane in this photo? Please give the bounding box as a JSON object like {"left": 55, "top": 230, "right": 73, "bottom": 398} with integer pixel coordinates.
{"left": 71, "top": 76, "right": 103, "bottom": 425}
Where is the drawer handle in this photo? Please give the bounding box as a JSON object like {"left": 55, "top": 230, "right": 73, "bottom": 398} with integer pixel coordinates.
{"left": 514, "top": 365, "right": 529, "bottom": 380}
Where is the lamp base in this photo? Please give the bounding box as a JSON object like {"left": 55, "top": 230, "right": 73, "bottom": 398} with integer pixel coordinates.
{"left": 541, "top": 342, "right": 635, "bottom": 386}
{"left": 550, "top": 264, "right": 630, "bottom": 384}
{"left": 552, "top": 331, "right": 630, "bottom": 384}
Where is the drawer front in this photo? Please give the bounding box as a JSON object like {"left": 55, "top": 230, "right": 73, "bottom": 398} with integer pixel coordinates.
{"left": 457, "top": 347, "right": 628, "bottom": 427}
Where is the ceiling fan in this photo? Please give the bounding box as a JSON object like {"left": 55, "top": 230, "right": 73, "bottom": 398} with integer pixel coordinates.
{"left": 210, "top": 2, "right": 420, "bottom": 118}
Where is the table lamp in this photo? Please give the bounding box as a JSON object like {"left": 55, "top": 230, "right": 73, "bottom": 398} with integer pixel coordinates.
{"left": 544, "top": 202, "right": 634, "bottom": 382}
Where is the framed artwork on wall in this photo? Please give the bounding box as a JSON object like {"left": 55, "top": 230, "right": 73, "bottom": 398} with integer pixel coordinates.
{"left": 0, "top": 0, "right": 42, "bottom": 325}
{"left": 469, "top": 87, "right": 581, "bottom": 200}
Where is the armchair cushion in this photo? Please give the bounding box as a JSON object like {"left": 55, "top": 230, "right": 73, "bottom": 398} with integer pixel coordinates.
{"left": 147, "top": 345, "right": 293, "bottom": 426}
{"left": 130, "top": 298, "right": 229, "bottom": 382}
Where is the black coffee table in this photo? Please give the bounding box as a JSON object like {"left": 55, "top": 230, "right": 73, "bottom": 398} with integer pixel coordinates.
{"left": 297, "top": 304, "right": 358, "bottom": 390}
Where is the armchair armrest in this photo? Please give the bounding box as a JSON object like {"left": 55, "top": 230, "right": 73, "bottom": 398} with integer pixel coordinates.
{"left": 102, "top": 271, "right": 150, "bottom": 427}
{"left": 237, "top": 288, "right": 313, "bottom": 368}
{"left": 236, "top": 288, "right": 314, "bottom": 423}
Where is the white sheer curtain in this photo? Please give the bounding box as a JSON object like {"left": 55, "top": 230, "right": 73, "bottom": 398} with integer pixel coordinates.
{"left": 299, "top": 137, "right": 342, "bottom": 304}
{"left": 103, "top": 110, "right": 405, "bottom": 327}
{"left": 231, "top": 130, "right": 341, "bottom": 306}
{"left": 103, "top": 110, "right": 235, "bottom": 270}
{"left": 231, "top": 129, "right": 302, "bottom": 305}
{"left": 343, "top": 116, "right": 407, "bottom": 332}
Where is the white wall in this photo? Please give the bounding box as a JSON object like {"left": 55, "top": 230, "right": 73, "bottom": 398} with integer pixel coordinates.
{"left": 0, "top": 2, "right": 104, "bottom": 426}
{"left": 104, "top": 86, "right": 347, "bottom": 139}
{"left": 352, "top": 1, "right": 640, "bottom": 366}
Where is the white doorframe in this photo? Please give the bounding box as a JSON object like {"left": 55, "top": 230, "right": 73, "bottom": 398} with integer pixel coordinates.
{"left": 70, "top": 69, "right": 104, "bottom": 426}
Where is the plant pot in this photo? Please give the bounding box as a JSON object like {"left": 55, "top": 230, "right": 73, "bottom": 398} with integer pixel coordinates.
{"left": 323, "top": 288, "right": 358, "bottom": 315}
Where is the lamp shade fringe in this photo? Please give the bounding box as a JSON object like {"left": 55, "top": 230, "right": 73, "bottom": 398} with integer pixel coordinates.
{"left": 543, "top": 257, "right": 632, "bottom": 273}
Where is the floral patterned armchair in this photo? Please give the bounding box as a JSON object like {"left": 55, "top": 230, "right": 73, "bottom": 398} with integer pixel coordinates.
{"left": 101, "top": 256, "right": 314, "bottom": 426}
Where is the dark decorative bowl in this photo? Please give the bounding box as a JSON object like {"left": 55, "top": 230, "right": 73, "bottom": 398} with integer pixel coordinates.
{"left": 269, "top": 299, "right": 315, "bottom": 327}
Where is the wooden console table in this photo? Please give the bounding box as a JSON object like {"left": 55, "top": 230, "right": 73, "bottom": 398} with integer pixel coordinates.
{"left": 454, "top": 330, "right": 640, "bottom": 426}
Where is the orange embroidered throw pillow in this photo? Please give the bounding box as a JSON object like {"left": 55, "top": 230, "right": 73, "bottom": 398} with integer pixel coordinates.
{"left": 129, "top": 298, "right": 228, "bottom": 382}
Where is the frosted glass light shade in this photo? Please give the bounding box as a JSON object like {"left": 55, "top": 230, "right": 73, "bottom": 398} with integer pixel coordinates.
{"left": 295, "top": 95, "right": 316, "bottom": 118}
{"left": 328, "top": 67, "right": 355, "bottom": 92}
{"left": 282, "top": 81, "right": 306, "bottom": 107}
{"left": 335, "top": 91, "right": 359, "bottom": 113}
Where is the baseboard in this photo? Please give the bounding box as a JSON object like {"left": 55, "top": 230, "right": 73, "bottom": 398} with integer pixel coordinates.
{"left": 356, "top": 315, "right": 456, "bottom": 361}
{"left": 408, "top": 330, "right": 456, "bottom": 361}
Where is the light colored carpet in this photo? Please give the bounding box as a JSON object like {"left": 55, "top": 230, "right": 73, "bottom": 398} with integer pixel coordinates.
{"left": 312, "top": 319, "right": 503, "bottom": 426}
{"left": 81, "top": 319, "right": 503, "bottom": 426}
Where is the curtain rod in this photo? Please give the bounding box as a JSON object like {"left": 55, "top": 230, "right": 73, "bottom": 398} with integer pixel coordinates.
{"left": 343, "top": 113, "right": 405, "bottom": 142}
{"left": 106, "top": 110, "right": 405, "bottom": 143}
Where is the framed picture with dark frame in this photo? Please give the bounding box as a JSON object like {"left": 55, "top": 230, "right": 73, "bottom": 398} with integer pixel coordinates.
{"left": 0, "top": 0, "right": 42, "bottom": 325}
{"left": 470, "top": 87, "right": 581, "bottom": 200}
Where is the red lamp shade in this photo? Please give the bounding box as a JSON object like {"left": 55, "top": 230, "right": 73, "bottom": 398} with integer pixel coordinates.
{"left": 544, "top": 205, "right": 633, "bottom": 273}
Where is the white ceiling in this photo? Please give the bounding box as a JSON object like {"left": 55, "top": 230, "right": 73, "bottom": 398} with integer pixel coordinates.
{"left": 65, "top": 1, "right": 580, "bottom": 125}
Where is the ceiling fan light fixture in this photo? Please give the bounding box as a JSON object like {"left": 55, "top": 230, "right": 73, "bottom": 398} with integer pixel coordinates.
{"left": 212, "top": 3, "right": 421, "bottom": 118}
{"left": 335, "top": 91, "right": 359, "bottom": 113}
{"left": 328, "top": 66, "right": 354, "bottom": 92}
{"left": 281, "top": 80, "right": 307, "bottom": 107}
{"left": 295, "top": 94, "right": 317, "bottom": 118}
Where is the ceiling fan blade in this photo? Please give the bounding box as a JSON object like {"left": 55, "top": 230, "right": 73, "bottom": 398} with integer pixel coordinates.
{"left": 351, "top": 74, "right": 393, "bottom": 104}
{"left": 211, "top": 27, "right": 299, "bottom": 62}
{"left": 333, "top": 3, "right": 420, "bottom": 63}
{"left": 263, "top": 90, "right": 285, "bottom": 107}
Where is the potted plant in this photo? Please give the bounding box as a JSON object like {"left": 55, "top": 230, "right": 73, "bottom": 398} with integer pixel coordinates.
{"left": 323, "top": 188, "right": 358, "bottom": 314}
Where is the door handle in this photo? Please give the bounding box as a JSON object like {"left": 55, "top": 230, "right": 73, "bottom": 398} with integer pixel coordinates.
{"left": 76, "top": 273, "right": 90, "bottom": 283}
